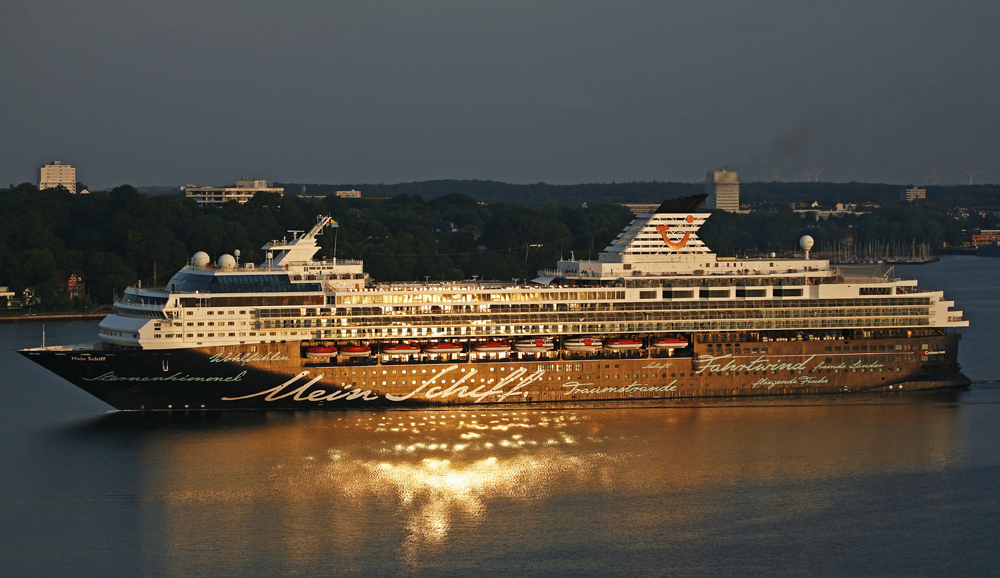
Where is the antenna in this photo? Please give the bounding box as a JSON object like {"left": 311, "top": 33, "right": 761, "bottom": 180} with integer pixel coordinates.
{"left": 963, "top": 168, "right": 983, "bottom": 185}
{"left": 333, "top": 227, "right": 339, "bottom": 264}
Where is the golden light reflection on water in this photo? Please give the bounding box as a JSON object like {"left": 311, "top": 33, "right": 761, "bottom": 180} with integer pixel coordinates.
{"left": 137, "top": 398, "right": 965, "bottom": 574}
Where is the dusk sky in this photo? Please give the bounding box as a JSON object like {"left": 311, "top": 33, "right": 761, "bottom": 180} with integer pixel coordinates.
{"left": 3, "top": 1, "right": 998, "bottom": 190}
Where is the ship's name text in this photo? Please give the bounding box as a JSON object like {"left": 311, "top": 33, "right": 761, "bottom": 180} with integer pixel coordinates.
{"left": 220, "top": 365, "right": 543, "bottom": 404}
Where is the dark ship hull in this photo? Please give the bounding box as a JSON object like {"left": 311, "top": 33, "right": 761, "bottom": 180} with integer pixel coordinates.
{"left": 21, "top": 331, "right": 969, "bottom": 410}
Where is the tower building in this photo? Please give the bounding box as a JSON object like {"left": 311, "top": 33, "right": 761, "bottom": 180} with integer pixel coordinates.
{"left": 39, "top": 161, "right": 76, "bottom": 194}
{"left": 705, "top": 169, "right": 739, "bottom": 212}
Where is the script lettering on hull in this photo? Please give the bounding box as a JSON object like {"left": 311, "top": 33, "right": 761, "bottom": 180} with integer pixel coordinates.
{"left": 696, "top": 353, "right": 818, "bottom": 374}
{"left": 752, "top": 375, "right": 829, "bottom": 389}
{"left": 562, "top": 381, "right": 678, "bottom": 395}
{"left": 220, "top": 365, "right": 688, "bottom": 405}
{"left": 83, "top": 371, "right": 247, "bottom": 383}
{"left": 209, "top": 351, "right": 291, "bottom": 365}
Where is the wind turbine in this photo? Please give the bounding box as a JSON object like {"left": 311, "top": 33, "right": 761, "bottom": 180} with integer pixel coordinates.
{"left": 800, "top": 169, "right": 822, "bottom": 182}
{"left": 926, "top": 166, "right": 941, "bottom": 185}
{"left": 695, "top": 168, "right": 708, "bottom": 183}
{"left": 963, "top": 168, "right": 983, "bottom": 185}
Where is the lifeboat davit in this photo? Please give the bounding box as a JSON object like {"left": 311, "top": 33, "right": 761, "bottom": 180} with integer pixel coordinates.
{"left": 381, "top": 344, "right": 421, "bottom": 355}
{"left": 422, "top": 342, "right": 464, "bottom": 354}
{"left": 339, "top": 345, "right": 372, "bottom": 357}
{"left": 513, "top": 338, "right": 554, "bottom": 353}
{"left": 603, "top": 338, "right": 643, "bottom": 350}
{"left": 651, "top": 337, "right": 689, "bottom": 348}
{"left": 563, "top": 337, "right": 602, "bottom": 351}
{"left": 472, "top": 341, "right": 511, "bottom": 353}
{"left": 305, "top": 346, "right": 337, "bottom": 358}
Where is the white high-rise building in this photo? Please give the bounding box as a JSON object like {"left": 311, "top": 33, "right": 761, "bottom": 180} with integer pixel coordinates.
{"left": 39, "top": 161, "right": 77, "bottom": 194}
{"left": 900, "top": 187, "right": 927, "bottom": 202}
{"left": 182, "top": 177, "right": 284, "bottom": 205}
{"left": 706, "top": 169, "right": 739, "bottom": 212}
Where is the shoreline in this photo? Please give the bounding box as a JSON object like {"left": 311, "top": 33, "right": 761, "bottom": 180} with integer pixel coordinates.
{"left": 0, "top": 313, "right": 106, "bottom": 324}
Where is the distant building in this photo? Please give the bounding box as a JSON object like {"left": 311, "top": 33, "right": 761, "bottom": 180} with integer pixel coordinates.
{"left": 793, "top": 201, "right": 858, "bottom": 220}
{"left": 0, "top": 286, "right": 14, "bottom": 308}
{"left": 622, "top": 203, "right": 661, "bottom": 215}
{"left": 900, "top": 187, "right": 927, "bottom": 202}
{"left": 706, "top": 170, "right": 739, "bottom": 212}
{"left": 432, "top": 220, "right": 458, "bottom": 233}
{"left": 970, "top": 229, "right": 1000, "bottom": 247}
{"left": 182, "top": 177, "right": 283, "bottom": 205}
{"left": 336, "top": 190, "right": 362, "bottom": 199}
{"left": 39, "top": 161, "right": 76, "bottom": 194}
{"left": 66, "top": 274, "right": 84, "bottom": 299}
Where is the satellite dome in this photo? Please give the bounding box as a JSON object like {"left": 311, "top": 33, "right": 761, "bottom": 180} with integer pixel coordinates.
{"left": 192, "top": 251, "right": 210, "bottom": 267}
{"left": 800, "top": 235, "right": 815, "bottom": 259}
{"left": 217, "top": 254, "right": 237, "bottom": 270}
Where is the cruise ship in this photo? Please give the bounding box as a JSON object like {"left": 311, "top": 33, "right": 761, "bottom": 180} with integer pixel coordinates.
{"left": 20, "top": 195, "right": 970, "bottom": 410}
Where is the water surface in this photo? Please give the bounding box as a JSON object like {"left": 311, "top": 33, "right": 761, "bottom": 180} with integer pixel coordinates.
{"left": 2, "top": 256, "right": 999, "bottom": 577}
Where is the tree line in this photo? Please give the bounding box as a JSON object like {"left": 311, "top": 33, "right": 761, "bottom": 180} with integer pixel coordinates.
{"left": 291, "top": 179, "right": 1000, "bottom": 209}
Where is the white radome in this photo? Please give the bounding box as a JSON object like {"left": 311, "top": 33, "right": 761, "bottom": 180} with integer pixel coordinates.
{"left": 217, "top": 254, "right": 237, "bottom": 269}
{"left": 192, "top": 251, "right": 210, "bottom": 267}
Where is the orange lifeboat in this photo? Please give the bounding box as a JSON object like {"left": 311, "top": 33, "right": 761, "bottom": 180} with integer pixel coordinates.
{"left": 603, "top": 338, "right": 643, "bottom": 350}
{"left": 513, "top": 338, "right": 554, "bottom": 353}
{"left": 339, "top": 345, "right": 372, "bottom": 357}
{"left": 651, "top": 337, "right": 689, "bottom": 348}
{"left": 381, "top": 344, "right": 421, "bottom": 355}
{"left": 563, "top": 337, "right": 602, "bottom": 352}
{"left": 422, "top": 342, "right": 464, "bottom": 354}
{"left": 472, "top": 341, "right": 511, "bottom": 353}
{"left": 305, "top": 346, "right": 337, "bottom": 358}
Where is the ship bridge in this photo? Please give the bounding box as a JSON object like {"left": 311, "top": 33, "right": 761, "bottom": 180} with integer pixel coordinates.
{"left": 537, "top": 195, "right": 833, "bottom": 284}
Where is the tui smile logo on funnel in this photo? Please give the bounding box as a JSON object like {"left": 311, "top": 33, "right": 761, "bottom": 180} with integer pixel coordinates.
{"left": 655, "top": 215, "right": 695, "bottom": 249}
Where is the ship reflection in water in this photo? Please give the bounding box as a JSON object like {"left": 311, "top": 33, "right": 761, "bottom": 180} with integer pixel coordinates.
{"left": 114, "top": 395, "right": 964, "bottom": 575}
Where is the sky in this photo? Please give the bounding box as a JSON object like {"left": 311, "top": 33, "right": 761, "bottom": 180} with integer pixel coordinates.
{"left": 2, "top": 0, "right": 998, "bottom": 190}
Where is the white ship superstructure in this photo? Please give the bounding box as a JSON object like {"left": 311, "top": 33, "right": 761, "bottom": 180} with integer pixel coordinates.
{"left": 101, "top": 198, "right": 966, "bottom": 353}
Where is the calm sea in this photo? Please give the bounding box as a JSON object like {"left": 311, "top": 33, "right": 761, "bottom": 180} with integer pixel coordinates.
{"left": 2, "top": 256, "right": 999, "bottom": 577}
